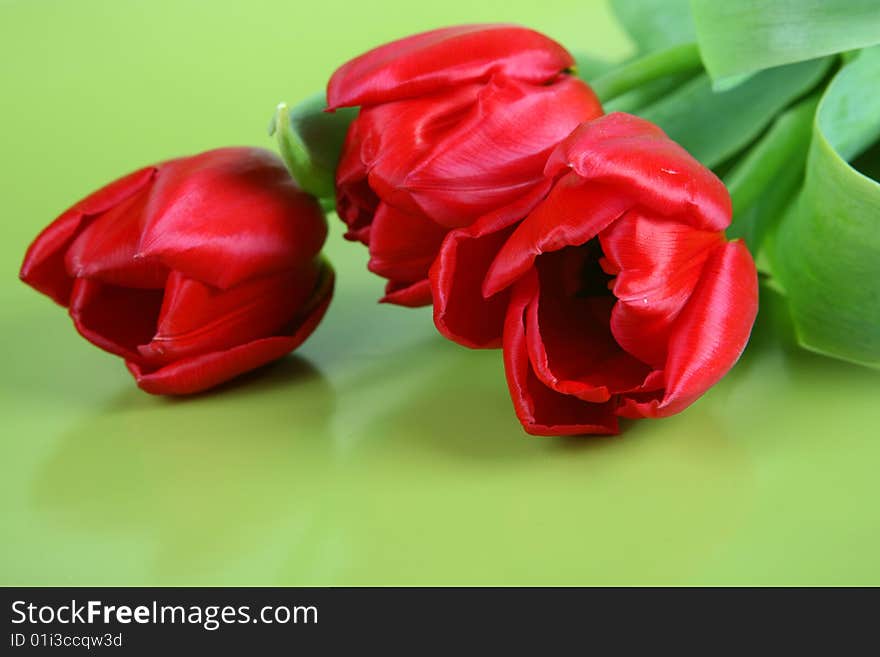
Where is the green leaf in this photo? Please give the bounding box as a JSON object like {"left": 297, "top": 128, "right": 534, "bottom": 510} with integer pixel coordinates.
{"left": 602, "top": 71, "right": 697, "bottom": 115}
{"left": 638, "top": 57, "right": 831, "bottom": 168}
{"left": 725, "top": 94, "right": 819, "bottom": 252}
{"left": 769, "top": 46, "right": 880, "bottom": 367}
{"left": 609, "top": 0, "right": 695, "bottom": 54}
{"left": 571, "top": 52, "right": 618, "bottom": 82}
{"left": 709, "top": 72, "right": 755, "bottom": 93}
{"left": 590, "top": 43, "right": 702, "bottom": 102}
{"left": 733, "top": 170, "right": 801, "bottom": 276}
{"left": 268, "top": 92, "right": 358, "bottom": 200}
{"left": 691, "top": 0, "right": 880, "bottom": 82}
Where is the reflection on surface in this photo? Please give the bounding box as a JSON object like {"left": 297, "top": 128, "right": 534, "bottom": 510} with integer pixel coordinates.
{"left": 14, "top": 279, "right": 880, "bottom": 585}
{"left": 30, "top": 336, "right": 758, "bottom": 585}
{"left": 31, "top": 357, "right": 345, "bottom": 584}
{"left": 313, "top": 338, "right": 755, "bottom": 584}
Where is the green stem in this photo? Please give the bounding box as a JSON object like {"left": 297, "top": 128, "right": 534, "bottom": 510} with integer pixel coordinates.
{"left": 590, "top": 43, "right": 703, "bottom": 102}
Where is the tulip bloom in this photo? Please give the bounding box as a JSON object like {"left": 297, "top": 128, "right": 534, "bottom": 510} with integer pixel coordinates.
{"left": 432, "top": 113, "right": 758, "bottom": 435}
{"left": 328, "top": 24, "right": 603, "bottom": 306}
{"left": 20, "top": 148, "right": 333, "bottom": 394}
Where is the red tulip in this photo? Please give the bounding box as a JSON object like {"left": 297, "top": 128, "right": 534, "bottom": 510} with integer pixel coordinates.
{"left": 431, "top": 113, "right": 758, "bottom": 435}
{"left": 328, "top": 24, "right": 603, "bottom": 306}
{"left": 20, "top": 148, "right": 333, "bottom": 394}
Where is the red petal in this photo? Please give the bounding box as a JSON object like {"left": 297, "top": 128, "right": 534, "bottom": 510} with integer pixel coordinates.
{"left": 127, "top": 266, "right": 334, "bottom": 395}
{"left": 599, "top": 210, "right": 724, "bottom": 368}
{"left": 138, "top": 148, "right": 326, "bottom": 289}
{"left": 128, "top": 337, "right": 301, "bottom": 395}
{"left": 430, "top": 180, "right": 551, "bottom": 348}
{"left": 327, "top": 24, "right": 575, "bottom": 109}
{"left": 362, "top": 75, "right": 599, "bottom": 229}
{"left": 380, "top": 278, "right": 432, "bottom": 307}
{"left": 615, "top": 388, "right": 664, "bottom": 419}
{"left": 354, "top": 82, "right": 481, "bottom": 222}
{"left": 546, "top": 113, "right": 731, "bottom": 232}
{"left": 336, "top": 116, "right": 379, "bottom": 242}
{"left": 64, "top": 184, "right": 169, "bottom": 288}
{"left": 526, "top": 254, "right": 652, "bottom": 403}
{"left": 484, "top": 176, "right": 631, "bottom": 296}
{"left": 367, "top": 203, "right": 448, "bottom": 282}
{"left": 137, "top": 265, "right": 320, "bottom": 365}
{"left": 68, "top": 278, "right": 164, "bottom": 362}
{"left": 19, "top": 166, "right": 156, "bottom": 305}
{"left": 620, "top": 241, "right": 758, "bottom": 418}
{"left": 502, "top": 272, "right": 619, "bottom": 436}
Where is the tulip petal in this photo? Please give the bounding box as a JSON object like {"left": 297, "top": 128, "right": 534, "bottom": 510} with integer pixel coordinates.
{"left": 503, "top": 272, "right": 619, "bottom": 436}
{"left": 599, "top": 210, "right": 723, "bottom": 368}
{"left": 137, "top": 265, "right": 320, "bottom": 365}
{"left": 484, "top": 176, "right": 631, "bottom": 296}
{"left": 363, "top": 75, "right": 600, "bottom": 229}
{"left": 68, "top": 278, "right": 164, "bottom": 362}
{"left": 380, "top": 278, "right": 432, "bottom": 307}
{"left": 336, "top": 116, "right": 379, "bottom": 243}
{"left": 526, "top": 252, "right": 653, "bottom": 402}
{"left": 615, "top": 389, "right": 664, "bottom": 419}
{"left": 367, "top": 203, "right": 448, "bottom": 282}
{"left": 620, "top": 241, "right": 758, "bottom": 418}
{"left": 354, "top": 82, "right": 481, "bottom": 222}
{"left": 138, "top": 148, "right": 326, "bottom": 289}
{"left": 127, "top": 265, "right": 334, "bottom": 395}
{"left": 431, "top": 181, "right": 551, "bottom": 348}
{"left": 546, "top": 113, "right": 732, "bottom": 231}
{"left": 327, "top": 24, "right": 575, "bottom": 109}
{"left": 19, "top": 166, "right": 156, "bottom": 305}
{"left": 64, "top": 185, "right": 169, "bottom": 289}
{"left": 128, "top": 336, "right": 304, "bottom": 395}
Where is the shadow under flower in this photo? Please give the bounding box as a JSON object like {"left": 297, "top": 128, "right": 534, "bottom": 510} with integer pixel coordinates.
{"left": 297, "top": 333, "right": 757, "bottom": 585}
{"left": 28, "top": 354, "right": 346, "bottom": 584}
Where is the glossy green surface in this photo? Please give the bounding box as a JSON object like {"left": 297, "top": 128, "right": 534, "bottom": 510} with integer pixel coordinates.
{"left": 2, "top": 0, "right": 879, "bottom": 586}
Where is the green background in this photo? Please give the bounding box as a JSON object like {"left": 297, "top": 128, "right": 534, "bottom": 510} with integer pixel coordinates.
{"left": 2, "top": 0, "right": 879, "bottom": 586}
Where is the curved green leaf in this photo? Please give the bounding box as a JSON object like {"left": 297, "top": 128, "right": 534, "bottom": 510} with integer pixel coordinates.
{"left": 590, "top": 43, "right": 702, "bottom": 102}
{"left": 691, "top": 0, "right": 880, "bottom": 82}
{"left": 571, "top": 52, "right": 618, "bottom": 82}
{"left": 638, "top": 57, "right": 831, "bottom": 168}
{"left": 268, "top": 92, "right": 358, "bottom": 200}
{"left": 770, "top": 46, "right": 880, "bottom": 367}
{"left": 602, "top": 71, "right": 697, "bottom": 115}
{"left": 609, "top": 0, "right": 695, "bottom": 54}
{"left": 725, "top": 95, "right": 819, "bottom": 251}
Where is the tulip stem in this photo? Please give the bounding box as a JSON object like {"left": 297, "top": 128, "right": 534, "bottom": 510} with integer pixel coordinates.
{"left": 590, "top": 43, "right": 703, "bottom": 103}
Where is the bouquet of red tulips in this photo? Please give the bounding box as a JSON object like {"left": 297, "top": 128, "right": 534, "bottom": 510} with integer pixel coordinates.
{"left": 20, "top": 0, "right": 880, "bottom": 438}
